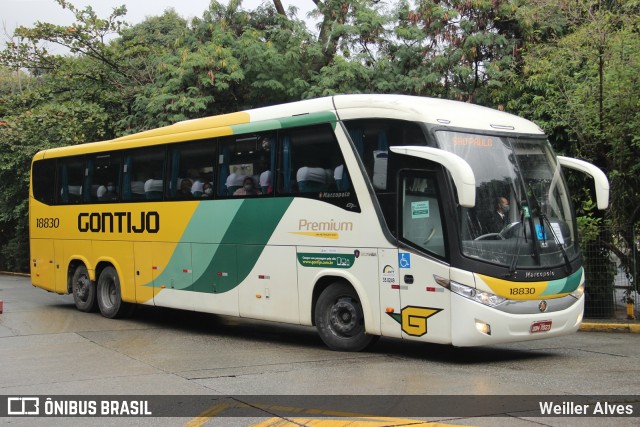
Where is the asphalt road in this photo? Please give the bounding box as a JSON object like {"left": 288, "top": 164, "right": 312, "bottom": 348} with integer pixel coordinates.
{"left": 0, "top": 273, "right": 638, "bottom": 427}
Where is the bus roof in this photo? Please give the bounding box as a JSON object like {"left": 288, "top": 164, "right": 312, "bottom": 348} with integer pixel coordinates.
{"left": 35, "top": 94, "right": 544, "bottom": 159}
{"left": 332, "top": 94, "right": 544, "bottom": 135}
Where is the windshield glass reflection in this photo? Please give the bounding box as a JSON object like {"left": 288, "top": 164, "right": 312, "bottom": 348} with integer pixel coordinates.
{"left": 436, "top": 131, "right": 577, "bottom": 270}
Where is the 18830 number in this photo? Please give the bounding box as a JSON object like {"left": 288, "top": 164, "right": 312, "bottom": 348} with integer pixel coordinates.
{"left": 35, "top": 218, "right": 60, "bottom": 228}
{"left": 510, "top": 287, "right": 535, "bottom": 296}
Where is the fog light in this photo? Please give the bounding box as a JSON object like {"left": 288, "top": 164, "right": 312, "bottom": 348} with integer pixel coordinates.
{"left": 475, "top": 320, "right": 491, "bottom": 336}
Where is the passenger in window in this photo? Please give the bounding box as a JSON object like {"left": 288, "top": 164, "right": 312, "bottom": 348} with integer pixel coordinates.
{"left": 225, "top": 172, "right": 246, "bottom": 195}
{"left": 257, "top": 159, "right": 272, "bottom": 194}
{"left": 191, "top": 176, "right": 204, "bottom": 197}
{"left": 97, "top": 182, "right": 117, "bottom": 201}
{"left": 233, "top": 177, "right": 261, "bottom": 196}
{"left": 202, "top": 182, "right": 213, "bottom": 197}
{"left": 177, "top": 178, "right": 193, "bottom": 199}
{"left": 259, "top": 169, "right": 272, "bottom": 194}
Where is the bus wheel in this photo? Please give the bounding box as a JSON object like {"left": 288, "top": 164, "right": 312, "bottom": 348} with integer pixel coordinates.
{"left": 71, "top": 265, "right": 96, "bottom": 312}
{"left": 97, "top": 266, "right": 132, "bottom": 319}
{"left": 315, "top": 282, "right": 378, "bottom": 351}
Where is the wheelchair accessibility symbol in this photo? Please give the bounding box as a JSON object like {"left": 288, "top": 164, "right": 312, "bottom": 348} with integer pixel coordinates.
{"left": 399, "top": 253, "right": 411, "bottom": 269}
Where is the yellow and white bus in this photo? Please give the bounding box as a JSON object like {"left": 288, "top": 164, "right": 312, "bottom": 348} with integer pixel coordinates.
{"left": 29, "top": 94, "right": 609, "bottom": 350}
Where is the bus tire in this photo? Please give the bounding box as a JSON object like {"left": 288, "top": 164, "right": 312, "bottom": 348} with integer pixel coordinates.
{"left": 97, "top": 266, "right": 132, "bottom": 319}
{"left": 314, "top": 282, "right": 378, "bottom": 351}
{"left": 71, "top": 265, "right": 96, "bottom": 312}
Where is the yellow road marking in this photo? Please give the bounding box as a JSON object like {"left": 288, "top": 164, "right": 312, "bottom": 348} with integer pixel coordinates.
{"left": 252, "top": 418, "right": 472, "bottom": 427}
{"left": 183, "top": 402, "right": 232, "bottom": 427}
{"left": 182, "top": 402, "right": 474, "bottom": 427}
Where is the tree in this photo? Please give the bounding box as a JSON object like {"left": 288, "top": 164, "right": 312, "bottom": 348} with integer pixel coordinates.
{"left": 0, "top": 0, "right": 638, "bottom": 288}
{"left": 511, "top": 0, "right": 640, "bottom": 314}
{"left": 0, "top": 99, "right": 108, "bottom": 271}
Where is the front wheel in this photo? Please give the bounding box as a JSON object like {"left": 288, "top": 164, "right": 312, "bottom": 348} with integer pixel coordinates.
{"left": 314, "top": 282, "right": 378, "bottom": 351}
{"left": 97, "top": 266, "right": 133, "bottom": 319}
{"left": 71, "top": 265, "right": 96, "bottom": 312}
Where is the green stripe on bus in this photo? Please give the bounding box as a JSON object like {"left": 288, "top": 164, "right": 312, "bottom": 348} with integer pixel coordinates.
{"left": 147, "top": 198, "right": 292, "bottom": 294}
{"left": 540, "top": 268, "right": 582, "bottom": 296}
{"left": 230, "top": 111, "right": 337, "bottom": 135}
{"left": 187, "top": 197, "right": 293, "bottom": 293}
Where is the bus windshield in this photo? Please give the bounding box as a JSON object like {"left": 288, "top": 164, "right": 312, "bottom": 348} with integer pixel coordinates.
{"left": 436, "top": 131, "right": 577, "bottom": 270}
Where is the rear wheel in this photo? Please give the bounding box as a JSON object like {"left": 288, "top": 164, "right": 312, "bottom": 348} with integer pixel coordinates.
{"left": 314, "top": 282, "right": 378, "bottom": 351}
{"left": 97, "top": 266, "right": 133, "bottom": 319}
{"left": 71, "top": 265, "right": 96, "bottom": 312}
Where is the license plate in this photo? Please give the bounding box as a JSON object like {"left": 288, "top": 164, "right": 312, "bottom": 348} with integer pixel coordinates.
{"left": 530, "top": 320, "right": 552, "bottom": 333}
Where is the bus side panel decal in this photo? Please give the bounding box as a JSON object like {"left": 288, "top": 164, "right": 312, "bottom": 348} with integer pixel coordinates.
{"left": 145, "top": 200, "right": 243, "bottom": 291}
{"left": 148, "top": 198, "right": 293, "bottom": 294}
{"left": 188, "top": 198, "right": 293, "bottom": 293}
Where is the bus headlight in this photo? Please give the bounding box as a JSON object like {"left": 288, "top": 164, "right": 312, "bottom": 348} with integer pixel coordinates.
{"left": 437, "top": 277, "right": 506, "bottom": 307}
{"left": 570, "top": 282, "right": 585, "bottom": 300}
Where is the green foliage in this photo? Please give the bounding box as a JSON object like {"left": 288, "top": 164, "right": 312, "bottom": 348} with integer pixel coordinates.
{"left": 509, "top": 1, "right": 640, "bottom": 314}
{"left": 380, "top": 0, "right": 524, "bottom": 101}
{"left": 0, "top": 0, "right": 638, "bottom": 293}
{"left": 576, "top": 197, "right": 603, "bottom": 251}
{"left": 582, "top": 235, "right": 617, "bottom": 318}
{"left": 512, "top": 1, "right": 639, "bottom": 271}
{"left": 0, "top": 97, "right": 108, "bottom": 271}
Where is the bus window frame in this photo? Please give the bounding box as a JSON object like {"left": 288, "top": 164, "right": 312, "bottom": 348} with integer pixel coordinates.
{"left": 122, "top": 146, "right": 167, "bottom": 202}
{"left": 218, "top": 133, "right": 276, "bottom": 198}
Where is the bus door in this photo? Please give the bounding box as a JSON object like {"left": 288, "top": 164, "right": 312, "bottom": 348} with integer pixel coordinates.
{"left": 396, "top": 171, "right": 452, "bottom": 344}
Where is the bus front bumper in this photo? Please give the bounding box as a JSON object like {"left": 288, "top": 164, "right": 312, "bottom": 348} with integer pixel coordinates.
{"left": 450, "top": 293, "right": 584, "bottom": 347}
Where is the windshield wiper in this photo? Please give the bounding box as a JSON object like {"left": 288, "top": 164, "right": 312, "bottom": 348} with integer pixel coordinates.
{"left": 505, "top": 172, "right": 539, "bottom": 275}
{"left": 525, "top": 182, "right": 572, "bottom": 273}
{"left": 506, "top": 203, "right": 528, "bottom": 277}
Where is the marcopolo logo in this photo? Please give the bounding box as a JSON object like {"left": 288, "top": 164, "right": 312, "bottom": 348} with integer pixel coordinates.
{"left": 77, "top": 211, "right": 160, "bottom": 234}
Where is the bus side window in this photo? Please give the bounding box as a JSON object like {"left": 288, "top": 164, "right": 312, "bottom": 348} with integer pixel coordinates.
{"left": 343, "top": 119, "right": 425, "bottom": 192}
{"left": 89, "top": 153, "right": 121, "bottom": 203}
{"left": 218, "top": 133, "right": 275, "bottom": 197}
{"left": 400, "top": 173, "right": 446, "bottom": 258}
{"left": 57, "top": 157, "right": 85, "bottom": 204}
{"left": 122, "top": 147, "right": 165, "bottom": 201}
{"left": 168, "top": 139, "right": 217, "bottom": 200}
{"left": 278, "top": 124, "right": 351, "bottom": 196}
{"left": 32, "top": 159, "right": 56, "bottom": 205}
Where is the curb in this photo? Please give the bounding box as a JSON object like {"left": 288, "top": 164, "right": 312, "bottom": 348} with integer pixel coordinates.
{"left": 0, "top": 271, "right": 30, "bottom": 277}
{"left": 580, "top": 322, "right": 640, "bottom": 333}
